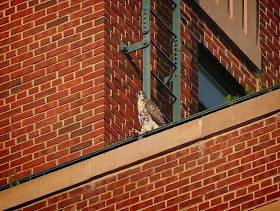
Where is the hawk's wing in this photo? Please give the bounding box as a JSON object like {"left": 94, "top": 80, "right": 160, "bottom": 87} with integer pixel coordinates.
{"left": 145, "top": 100, "right": 165, "bottom": 126}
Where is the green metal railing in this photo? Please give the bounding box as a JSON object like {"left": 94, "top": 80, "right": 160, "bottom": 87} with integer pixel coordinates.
{"left": 121, "top": 0, "right": 181, "bottom": 122}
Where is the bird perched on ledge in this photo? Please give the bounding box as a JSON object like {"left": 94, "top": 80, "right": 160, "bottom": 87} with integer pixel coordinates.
{"left": 132, "top": 91, "right": 165, "bottom": 134}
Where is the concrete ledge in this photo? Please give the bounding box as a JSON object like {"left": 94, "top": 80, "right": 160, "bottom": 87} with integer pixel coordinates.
{"left": 255, "top": 200, "right": 280, "bottom": 211}
{"left": 0, "top": 89, "right": 279, "bottom": 210}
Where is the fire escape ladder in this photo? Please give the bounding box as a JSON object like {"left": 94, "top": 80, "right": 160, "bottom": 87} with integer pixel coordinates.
{"left": 121, "top": 0, "right": 181, "bottom": 122}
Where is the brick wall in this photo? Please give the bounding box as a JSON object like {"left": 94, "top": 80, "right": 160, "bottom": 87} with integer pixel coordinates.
{"left": 259, "top": 0, "right": 280, "bottom": 86}
{"left": 0, "top": 0, "right": 145, "bottom": 185}
{"left": 11, "top": 111, "right": 280, "bottom": 211}
{"left": 0, "top": 0, "right": 279, "bottom": 194}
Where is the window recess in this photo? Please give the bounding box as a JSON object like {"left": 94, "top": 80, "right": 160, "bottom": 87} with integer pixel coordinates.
{"left": 198, "top": 43, "right": 245, "bottom": 111}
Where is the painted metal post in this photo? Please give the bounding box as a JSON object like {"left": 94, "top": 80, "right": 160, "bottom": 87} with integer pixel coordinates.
{"left": 142, "top": 0, "right": 151, "bottom": 99}
{"left": 172, "top": 0, "right": 181, "bottom": 121}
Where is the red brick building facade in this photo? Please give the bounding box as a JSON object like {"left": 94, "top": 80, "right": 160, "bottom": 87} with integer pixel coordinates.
{"left": 0, "top": 0, "right": 280, "bottom": 210}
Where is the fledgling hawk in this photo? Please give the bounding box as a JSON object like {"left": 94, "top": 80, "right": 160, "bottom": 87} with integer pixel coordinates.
{"left": 132, "top": 91, "right": 165, "bottom": 134}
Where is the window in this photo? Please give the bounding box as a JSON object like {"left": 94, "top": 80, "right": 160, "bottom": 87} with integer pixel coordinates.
{"left": 198, "top": 43, "right": 245, "bottom": 111}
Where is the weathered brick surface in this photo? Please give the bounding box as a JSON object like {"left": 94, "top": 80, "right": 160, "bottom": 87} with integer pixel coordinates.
{"left": 0, "top": 0, "right": 279, "bottom": 207}
{"left": 11, "top": 112, "right": 280, "bottom": 210}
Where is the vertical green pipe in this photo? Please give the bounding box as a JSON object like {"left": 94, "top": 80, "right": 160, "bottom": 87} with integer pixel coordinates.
{"left": 142, "top": 0, "right": 151, "bottom": 99}
{"left": 172, "top": 0, "right": 181, "bottom": 121}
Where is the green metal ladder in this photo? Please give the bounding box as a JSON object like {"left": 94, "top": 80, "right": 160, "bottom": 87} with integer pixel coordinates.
{"left": 121, "top": 0, "right": 181, "bottom": 122}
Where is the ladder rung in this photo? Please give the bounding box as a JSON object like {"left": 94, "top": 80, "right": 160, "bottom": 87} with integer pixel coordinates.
{"left": 151, "top": 71, "right": 177, "bottom": 100}
{"left": 169, "top": 0, "right": 177, "bottom": 9}
{"left": 151, "top": 10, "right": 177, "bottom": 37}
{"left": 151, "top": 40, "right": 177, "bottom": 68}
{"left": 162, "top": 113, "right": 171, "bottom": 123}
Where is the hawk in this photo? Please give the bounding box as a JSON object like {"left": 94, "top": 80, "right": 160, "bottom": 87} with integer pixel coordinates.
{"left": 133, "top": 91, "right": 165, "bottom": 134}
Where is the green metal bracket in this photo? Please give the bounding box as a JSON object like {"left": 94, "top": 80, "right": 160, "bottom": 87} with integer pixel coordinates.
{"left": 120, "top": 40, "right": 150, "bottom": 54}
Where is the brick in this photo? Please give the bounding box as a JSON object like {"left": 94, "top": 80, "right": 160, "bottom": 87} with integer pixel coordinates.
{"left": 240, "top": 121, "right": 264, "bottom": 134}
{"left": 71, "top": 125, "right": 92, "bottom": 138}
{"left": 48, "top": 90, "right": 69, "bottom": 102}
{"left": 11, "top": 7, "right": 33, "bottom": 21}
{"left": 35, "top": 0, "right": 57, "bottom": 12}
{"left": 130, "top": 199, "right": 153, "bottom": 211}
{"left": 203, "top": 142, "right": 227, "bottom": 155}
{"left": 58, "top": 195, "right": 81, "bottom": 209}
{"left": 179, "top": 151, "right": 201, "bottom": 164}
{"left": 241, "top": 150, "right": 265, "bottom": 164}
{"left": 12, "top": 125, "right": 34, "bottom": 138}
{"left": 58, "top": 122, "right": 80, "bottom": 135}
{"left": 155, "top": 160, "right": 178, "bottom": 173}
{"left": 217, "top": 175, "right": 240, "bottom": 188}
{"left": 155, "top": 176, "right": 178, "bottom": 189}
{"left": 254, "top": 169, "right": 277, "bottom": 182}
{"left": 23, "top": 143, "right": 45, "bottom": 155}
{"left": 228, "top": 148, "right": 251, "bottom": 161}
{"left": 228, "top": 133, "right": 252, "bottom": 146}
{"left": 33, "top": 160, "right": 56, "bottom": 173}
{"left": 58, "top": 63, "right": 80, "bottom": 77}
{"left": 230, "top": 193, "right": 253, "bottom": 207}
{"left": 47, "top": 16, "right": 68, "bottom": 29}
{"left": 11, "top": 51, "right": 33, "bottom": 64}
{"left": 59, "top": 108, "right": 80, "bottom": 120}
{"left": 70, "top": 37, "right": 92, "bottom": 50}
{"left": 58, "top": 151, "right": 80, "bottom": 164}
{"left": 70, "top": 140, "right": 92, "bottom": 153}
{"left": 203, "top": 172, "right": 227, "bottom": 186}
{"left": 0, "top": 78, "right": 21, "bottom": 91}
{"left": 35, "top": 87, "right": 56, "bottom": 99}
{"left": 242, "top": 166, "right": 266, "bottom": 179}
{"left": 22, "top": 157, "right": 45, "bottom": 170}
{"left": 71, "top": 51, "right": 93, "bottom": 65}
{"left": 12, "top": 37, "right": 33, "bottom": 49}
{"left": 253, "top": 139, "right": 276, "bottom": 152}
{"left": 205, "top": 203, "right": 228, "bottom": 211}
{"left": 140, "top": 188, "right": 163, "bottom": 202}
{"left": 47, "top": 149, "right": 68, "bottom": 161}
{"left": 34, "top": 101, "right": 57, "bottom": 114}
{"left": 180, "top": 196, "right": 203, "bottom": 209}
{"left": 154, "top": 190, "right": 177, "bottom": 203}
{"left": 23, "top": 69, "right": 45, "bottom": 83}
{"left": 35, "top": 131, "right": 56, "bottom": 144}
{"left": 166, "top": 177, "right": 189, "bottom": 192}
{"left": 23, "top": 99, "right": 45, "bottom": 112}
{"left": 272, "top": 129, "right": 280, "bottom": 138}
{"left": 242, "top": 197, "right": 265, "bottom": 210}
{"left": 11, "top": 110, "right": 33, "bottom": 123}
{"left": 23, "top": 55, "right": 45, "bottom": 67}
{"left": 46, "top": 46, "right": 69, "bottom": 59}
{"left": 107, "top": 178, "right": 129, "bottom": 191}
{"left": 0, "top": 152, "right": 21, "bottom": 165}
{"left": 35, "top": 13, "right": 57, "bottom": 26}
{"left": 58, "top": 34, "right": 80, "bottom": 47}
{"left": 130, "top": 168, "right": 154, "bottom": 182}
{"left": 167, "top": 192, "right": 190, "bottom": 207}
{"left": 229, "top": 178, "right": 252, "bottom": 191}
{"left": 58, "top": 78, "right": 81, "bottom": 91}
{"left": 47, "top": 104, "right": 69, "bottom": 118}
{"left": 70, "top": 80, "right": 93, "bottom": 94}
{"left": 11, "top": 66, "right": 33, "bottom": 79}
{"left": 59, "top": 4, "right": 80, "bottom": 17}
{"left": 203, "top": 157, "right": 226, "bottom": 170}
{"left": 23, "top": 201, "right": 47, "bottom": 211}
{"left": 131, "top": 184, "right": 153, "bottom": 198}
{"left": 252, "top": 124, "right": 276, "bottom": 137}
{"left": 253, "top": 154, "right": 276, "bottom": 167}
{"left": 190, "top": 169, "right": 214, "bottom": 183}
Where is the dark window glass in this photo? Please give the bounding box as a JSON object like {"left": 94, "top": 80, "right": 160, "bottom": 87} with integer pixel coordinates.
{"left": 198, "top": 43, "right": 245, "bottom": 111}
